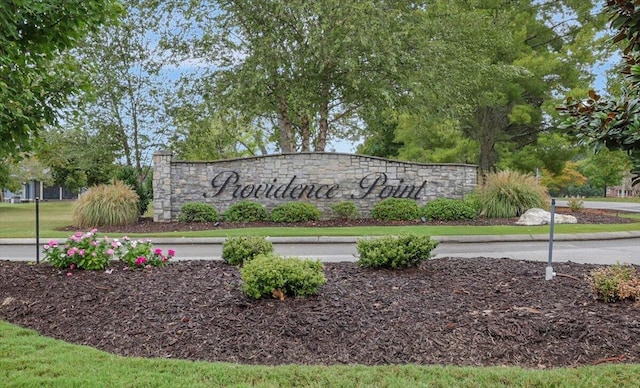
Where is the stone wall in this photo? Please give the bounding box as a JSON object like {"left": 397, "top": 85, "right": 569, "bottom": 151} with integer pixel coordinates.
{"left": 153, "top": 151, "right": 478, "bottom": 222}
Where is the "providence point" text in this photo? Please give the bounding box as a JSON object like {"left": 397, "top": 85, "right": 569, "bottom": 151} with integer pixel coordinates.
{"left": 208, "top": 171, "right": 428, "bottom": 200}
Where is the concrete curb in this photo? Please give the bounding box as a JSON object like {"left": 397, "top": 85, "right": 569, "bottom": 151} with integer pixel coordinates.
{"left": 3, "top": 231, "right": 640, "bottom": 246}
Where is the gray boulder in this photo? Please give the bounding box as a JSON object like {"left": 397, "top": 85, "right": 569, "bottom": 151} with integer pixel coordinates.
{"left": 515, "top": 208, "right": 577, "bottom": 226}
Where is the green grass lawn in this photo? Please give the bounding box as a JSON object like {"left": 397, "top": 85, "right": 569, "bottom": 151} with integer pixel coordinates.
{"left": 2, "top": 201, "right": 640, "bottom": 238}
{"left": 1, "top": 321, "right": 639, "bottom": 387}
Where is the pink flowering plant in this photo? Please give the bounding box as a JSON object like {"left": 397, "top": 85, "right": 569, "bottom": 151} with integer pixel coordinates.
{"left": 43, "top": 230, "right": 175, "bottom": 270}
{"left": 43, "top": 229, "right": 118, "bottom": 270}
{"left": 118, "top": 237, "right": 175, "bottom": 268}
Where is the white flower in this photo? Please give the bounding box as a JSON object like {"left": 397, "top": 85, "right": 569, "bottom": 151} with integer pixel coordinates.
{"left": 105, "top": 269, "right": 113, "bottom": 274}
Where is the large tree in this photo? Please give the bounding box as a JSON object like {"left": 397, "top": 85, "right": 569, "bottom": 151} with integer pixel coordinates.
{"left": 171, "top": 1, "right": 517, "bottom": 153}
{"left": 362, "top": 1, "right": 606, "bottom": 175}
{"left": 0, "top": 0, "right": 122, "bottom": 158}
{"left": 66, "top": 0, "right": 174, "bottom": 172}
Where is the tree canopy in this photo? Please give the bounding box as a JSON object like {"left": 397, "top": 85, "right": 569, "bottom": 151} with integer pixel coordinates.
{"left": 559, "top": 1, "right": 640, "bottom": 186}
{"left": 0, "top": 0, "right": 122, "bottom": 158}
{"left": 364, "top": 0, "right": 606, "bottom": 174}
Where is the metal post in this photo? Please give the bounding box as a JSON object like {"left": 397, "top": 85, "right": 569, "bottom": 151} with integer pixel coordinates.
{"left": 35, "top": 197, "right": 40, "bottom": 264}
{"left": 546, "top": 198, "right": 556, "bottom": 280}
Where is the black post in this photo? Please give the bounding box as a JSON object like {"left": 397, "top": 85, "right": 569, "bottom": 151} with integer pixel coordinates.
{"left": 35, "top": 197, "right": 40, "bottom": 264}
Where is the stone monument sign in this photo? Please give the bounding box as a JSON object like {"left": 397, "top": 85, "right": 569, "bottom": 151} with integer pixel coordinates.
{"left": 153, "top": 151, "right": 477, "bottom": 222}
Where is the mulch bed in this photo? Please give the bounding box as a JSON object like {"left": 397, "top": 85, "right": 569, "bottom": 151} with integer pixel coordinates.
{"left": 1, "top": 258, "right": 639, "bottom": 368}
{"left": 2, "top": 207, "right": 637, "bottom": 368}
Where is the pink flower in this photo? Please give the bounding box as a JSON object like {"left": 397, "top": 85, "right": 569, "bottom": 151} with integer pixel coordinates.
{"left": 91, "top": 241, "right": 98, "bottom": 246}
{"left": 44, "top": 244, "right": 50, "bottom": 250}
{"left": 49, "top": 240, "right": 58, "bottom": 247}
{"left": 70, "top": 264, "right": 76, "bottom": 270}
{"left": 106, "top": 249, "right": 114, "bottom": 255}
{"left": 135, "top": 257, "right": 147, "bottom": 266}
{"left": 66, "top": 272, "right": 73, "bottom": 277}
{"left": 78, "top": 249, "right": 85, "bottom": 256}
{"left": 67, "top": 249, "right": 75, "bottom": 256}
{"left": 75, "top": 231, "right": 83, "bottom": 237}
{"left": 90, "top": 228, "right": 98, "bottom": 234}
{"left": 168, "top": 249, "right": 175, "bottom": 257}
{"left": 154, "top": 248, "right": 163, "bottom": 255}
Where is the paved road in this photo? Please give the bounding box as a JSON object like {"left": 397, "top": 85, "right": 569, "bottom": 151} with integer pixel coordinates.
{"left": 2, "top": 200, "right": 639, "bottom": 264}
{"left": 3, "top": 233, "right": 639, "bottom": 265}
{"left": 555, "top": 200, "right": 640, "bottom": 213}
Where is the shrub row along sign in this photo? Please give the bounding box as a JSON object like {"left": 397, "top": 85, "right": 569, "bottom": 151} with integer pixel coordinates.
{"left": 152, "top": 151, "right": 477, "bottom": 222}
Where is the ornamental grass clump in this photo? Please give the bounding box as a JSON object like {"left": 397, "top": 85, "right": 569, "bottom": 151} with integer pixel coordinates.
{"left": 240, "top": 254, "right": 326, "bottom": 299}
{"left": 72, "top": 181, "right": 139, "bottom": 228}
{"left": 588, "top": 264, "right": 640, "bottom": 303}
{"left": 356, "top": 234, "right": 438, "bottom": 269}
{"left": 478, "top": 170, "right": 549, "bottom": 218}
{"left": 370, "top": 198, "right": 421, "bottom": 221}
{"left": 271, "top": 202, "right": 321, "bottom": 223}
{"left": 222, "top": 236, "right": 274, "bottom": 266}
{"left": 222, "top": 200, "right": 269, "bottom": 222}
{"left": 178, "top": 202, "right": 219, "bottom": 222}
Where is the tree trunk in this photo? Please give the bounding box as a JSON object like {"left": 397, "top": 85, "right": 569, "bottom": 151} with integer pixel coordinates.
{"left": 301, "top": 114, "right": 310, "bottom": 151}
{"left": 277, "top": 95, "right": 296, "bottom": 153}
{"left": 315, "top": 83, "right": 330, "bottom": 151}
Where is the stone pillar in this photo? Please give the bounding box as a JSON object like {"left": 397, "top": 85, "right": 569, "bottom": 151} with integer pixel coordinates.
{"left": 153, "top": 150, "right": 173, "bottom": 222}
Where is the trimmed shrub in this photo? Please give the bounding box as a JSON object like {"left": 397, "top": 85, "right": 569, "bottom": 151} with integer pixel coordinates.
{"left": 478, "top": 170, "right": 549, "bottom": 218}
{"left": 73, "top": 181, "right": 139, "bottom": 228}
{"left": 240, "top": 254, "right": 327, "bottom": 299}
{"left": 271, "top": 201, "right": 321, "bottom": 223}
{"left": 463, "top": 192, "right": 483, "bottom": 216}
{"left": 589, "top": 264, "right": 639, "bottom": 302}
{"left": 370, "top": 198, "right": 421, "bottom": 221}
{"left": 422, "top": 198, "right": 477, "bottom": 221}
{"left": 222, "top": 236, "right": 274, "bottom": 266}
{"left": 178, "top": 202, "right": 219, "bottom": 223}
{"left": 223, "top": 200, "right": 269, "bottom": 222}
{"left": 356, "top": 234, "right": 439, "bottom": 269}
{"left": 330, "top": 201, "right": 360, "bottom": 220}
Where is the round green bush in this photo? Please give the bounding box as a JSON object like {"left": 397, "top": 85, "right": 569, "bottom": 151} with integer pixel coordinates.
{"left": 222, "top": 200, "right": 269, "bottom": 222}
{"left": 240, "top": 254, "right": 327, "bottom": 299}
{"left": 370, "top": 198, "right": 421, "bottom": 221}
{"left": 222, "top": 236, "right": 274, "bottom": 266}
{"left": 72, "top": 180, "right": 139, "bottom": 228}
{"left": 422, "top": 198, "right": 477, "bottom": 221}
{"left": 356, "top": 234, "right": 439, "bottom": 269}
{"left": 178, "top": 202, "right": 219, "bottom": 223}
{"left": 330, "top": 201, "right": 360, "bottom": 220}
{"left": 271, "top": 201, "right": 321, "bottom": 223}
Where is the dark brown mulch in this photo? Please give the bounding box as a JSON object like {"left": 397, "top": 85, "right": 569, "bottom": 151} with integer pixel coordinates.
{"left": 70, "top": 207, "right": 634, "bottom": 235}
{"left": 5, "top": 208, "right": 637, "bottom": 368}
{"left": 1, "top": 258, "right": 639, "bottom": 368}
